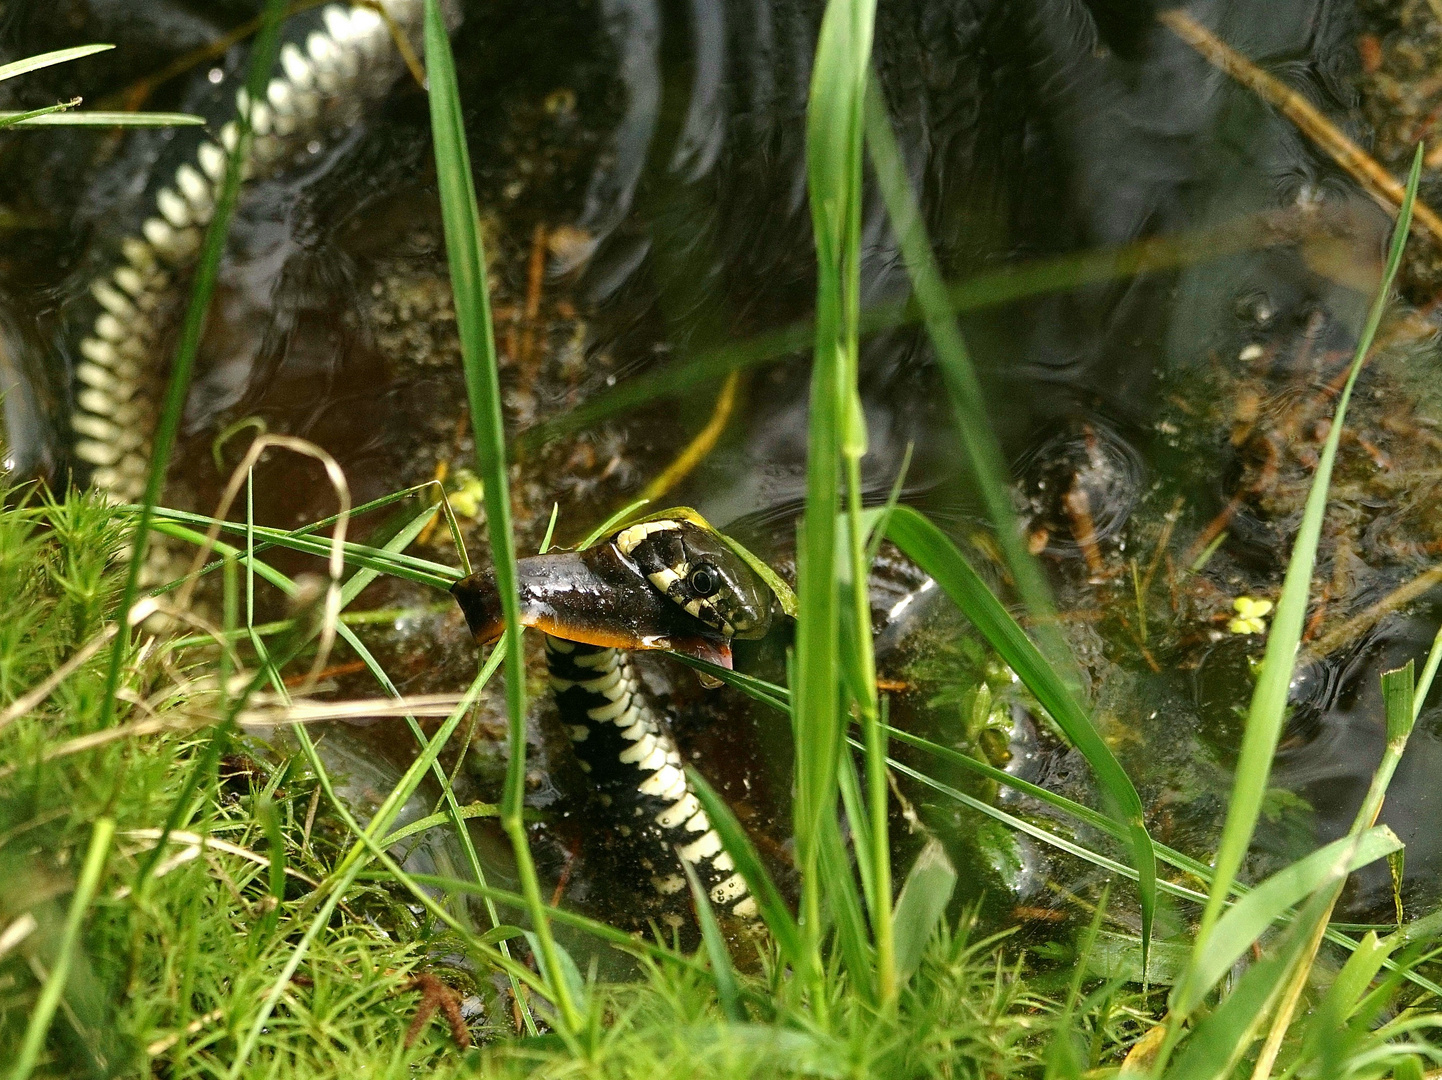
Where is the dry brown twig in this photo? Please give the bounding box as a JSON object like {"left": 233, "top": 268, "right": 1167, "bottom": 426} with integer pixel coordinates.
{"left": 1160, "top": 8, "right": 1442, "bottom": 246}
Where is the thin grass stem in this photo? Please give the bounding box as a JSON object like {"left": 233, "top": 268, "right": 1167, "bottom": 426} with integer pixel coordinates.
{"left": 423, "top": 0, "right": 578, "bottom": 1035}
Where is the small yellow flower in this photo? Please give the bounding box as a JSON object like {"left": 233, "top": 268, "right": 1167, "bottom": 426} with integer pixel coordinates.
{"left": 1228, "top": 596, "right": 1274, "bottom": 635}
{"left": 447, "top": 469, "right": 486, "bottom": 521}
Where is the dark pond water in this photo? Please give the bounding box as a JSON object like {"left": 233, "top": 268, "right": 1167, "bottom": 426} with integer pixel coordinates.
{"left": 3, "top": 0, "right": 1442, "bottom": 951}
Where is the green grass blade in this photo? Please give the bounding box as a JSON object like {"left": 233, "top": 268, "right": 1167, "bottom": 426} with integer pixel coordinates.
{"left": 1295, "top": 931, "right": 1390, "bottom": 1071}
{"left": 1165, "top": 886, "right": 1340, "bottom": 1080}
{"left": 798, "top": 0, "right": 878, "bottom": 998}
{"left": 819, "top": 810, "right": 877, "bottom": 1005}
{"left": 892, "top": 839, "right": 957, "bottom": 984}
{"left": 872, "top": 733, "right": 1442, "bottom": 997}
{"left": 143, "top": 506, "right": 460, "bottom": 590}
{"left": 9, "top": 816, "right": 115, "bottom": 1080}
{"left": 1190, "top": 145, "right": 1422, "bottom": 955}
{"left": 883, "top": 505, "right": 1156, "bottom": 957}
{"left": 229, "top": 653, "right": 500, "bottom": 1075}
{"left": 862, "top": 78, "right": 1063, "bottom": 655}
{"left": 686, "top": 767, "right": 803, "bottom": 965}
{"left": 577, "top": 499, "right": 650, "bottom": 549}
{"left": 0, "top": 101, "right": 79, "bottom": 129}
{"left": 423, "top": 0, "right": 578, "bottom": 1035}
{"left": 0, "top": 44, "right": 112, "bottom": 81}
{"left": 1, "top": 111, "right": 204, "bottom": 127}
{"left": 1169, "top": 827, "right": 1402, "bottom": 1016}
{"left": 681, "top": 857, "right": 746, "bottom": 1023}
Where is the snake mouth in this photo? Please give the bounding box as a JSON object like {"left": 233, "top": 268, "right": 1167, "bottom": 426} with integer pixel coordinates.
{"left": 450, "top": 549, "right": 734, "bottom": 669}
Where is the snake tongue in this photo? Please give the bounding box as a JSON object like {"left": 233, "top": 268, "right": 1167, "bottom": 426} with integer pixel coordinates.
{"left": 450, "top": 552, "right": 733, "bottom": 667}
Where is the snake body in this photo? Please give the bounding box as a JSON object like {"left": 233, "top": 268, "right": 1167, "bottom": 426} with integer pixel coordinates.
{"left": 545, "top": 637, "right": 759, "bottom": 923}
{"left": 452, "top": 515, "right": 783, "bottom": 930}
{"left": 69, "top": 0, "right": 440, "bottom": 503}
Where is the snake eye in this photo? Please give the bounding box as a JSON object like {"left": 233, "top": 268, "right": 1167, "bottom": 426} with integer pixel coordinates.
{"left": 688, "top": 564, "right": 720, "bottom": 598}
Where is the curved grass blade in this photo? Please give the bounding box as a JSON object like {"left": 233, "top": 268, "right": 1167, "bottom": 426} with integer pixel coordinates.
{"left": 0, "top": 44, "right": 112, "bottom": 81}
{"left": 862, "top": 737, "right": 1442, "bottom": 996}
{"left": 1165, "top": 886, "right": 1341, "bottom": 1080}
{"left": 681, "top": 857, "right": 746, "bottom": 1023}
{"left": 142, "top": 506, "right": 461, "bottom": 590}
{"left": 863, "top": 80, "right": 1064, "bottom": 661}
{"left": 797, "top": 0, "right": 879, "bottom": 997}
{"left": 882, "top": 504, "right": 1156, "bottom": 963}
{"left": 1, "top": 111, "right": 204, "bottom": 127}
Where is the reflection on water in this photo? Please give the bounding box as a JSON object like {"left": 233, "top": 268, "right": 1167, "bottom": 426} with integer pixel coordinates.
{"left": 2, "top": 0, "right": 1441, "bottom": 931}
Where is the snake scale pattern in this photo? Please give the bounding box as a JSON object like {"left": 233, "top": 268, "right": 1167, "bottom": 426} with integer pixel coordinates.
{"left": 545, "top": 636, "right": 759, "bottom": 923}
{"left": 69, "top": 0, "right": 434, "bottom": 504}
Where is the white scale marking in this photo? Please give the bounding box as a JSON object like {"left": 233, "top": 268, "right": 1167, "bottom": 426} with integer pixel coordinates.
{"left": 617, "top": 733, "right": 657, "bottom": 764}
{"left": 197, "top": 142, "right": 228, "bottom": 182}
{"left": 156, "top": 187, "right": 190, "bottom": 229}
{"left": 113, "top": 267, "right": 145, "bottom": 297}
{"left": 638, "top": 765, "right": 686, "bottom": 800}
{"left": 652, "top": 874, "right": 686, "bottom": 895}
{"left": 91, "top": 280, "right": 133, "bottom": 318}
{"left": 281, "top": 43, "right": 314, "bottom": 89}
{"left": 678, "top": 830, "right": 722, "bottom": 863}
{"left": 615, "top": 519, "right": 680, "bottom": 555}
{"left": 632, "top": 744, "right": 669, "bottom": 772}
{"left": 682, "top": 809, "right": 710, "bottom": 834}
{"left": 586, "top": 695, "right": 631, "bottom": 722}
{"left": 655, "top": 793, "right": 699, "bottom": 829}
{"left": 710, "top": 874, "right": 747, "bottom": 905}
{"left": 647, "top": 567, "right": 681, "bottom": 592}
{"left": 615, "top": 716, "right": 647, "bottom": 740}
{"left": 573, "top": 649, "right": 618, "bottom": 670}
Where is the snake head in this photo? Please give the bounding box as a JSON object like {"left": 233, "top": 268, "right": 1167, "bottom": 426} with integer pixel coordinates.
{"left": 450, "top": 514, "right": 782, "bottom": 671}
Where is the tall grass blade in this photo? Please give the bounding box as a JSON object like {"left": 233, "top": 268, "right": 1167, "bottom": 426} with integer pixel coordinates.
{"left": 1294, "top": 930, "right": 1390, "bottom": 1072}
{"left": 862, "top": 80, "right": 1063, "bottom": 655}
{"left": 1188, "top": 144, "right": 1422, "bottom": 957}
{"left": 1165, "top": 886, "right": 1341, "bottom": 1080}
{"left": 9, "top": 816, "right": 115, "bottom": 1080}
{"left": 423, "top": 0, "right": 578, "bottom": 1033}
{"left": 819, "top": 810, "right": 876, "bottom": 1005}
{"left": 883, "top": 505, "right": 1155, "bottom": 957}
{"left": 799, "top": 0, "right": 879, "bottom": 1000}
